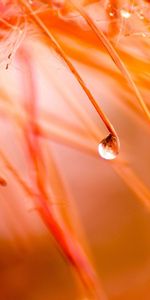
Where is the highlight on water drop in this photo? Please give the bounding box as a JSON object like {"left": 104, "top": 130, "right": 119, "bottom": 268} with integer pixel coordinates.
{"left": 120, "top": 9, "right": 131, "bottom": 19}
{"left": 98, "top": 134, "right": 120, "bottom": 160}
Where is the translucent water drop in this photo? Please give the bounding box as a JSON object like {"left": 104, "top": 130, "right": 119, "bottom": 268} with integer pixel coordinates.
{"left": 120, "top": 9, "right": 131, "bottom": 19}
{"left": 109, "top": 11, "right": 115, "bottom": 17}
{"left": 98, "top": 134, "right": 120, "bottom": 160}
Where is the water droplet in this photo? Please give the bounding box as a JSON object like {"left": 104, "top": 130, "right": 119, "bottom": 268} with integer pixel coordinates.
{"left": 98, "top": 134, "right": 120, "bottom": 160}
{"left": 109, "top": 11, "right": 115, "bottom": 17}
{"left": 120, "top": 9, "right": 131, "bottom": 19}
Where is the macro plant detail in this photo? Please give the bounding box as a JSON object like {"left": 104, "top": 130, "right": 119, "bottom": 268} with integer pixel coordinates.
{"left": 0, "top": 0, "right": 150, "bottom": 300}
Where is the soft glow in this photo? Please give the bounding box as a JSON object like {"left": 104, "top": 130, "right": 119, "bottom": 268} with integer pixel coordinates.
{"left": 0, "top": 1, "right": 150, "bottom": 299}
{"left": 120, "top": 9, "right": 131, "bottom": 19}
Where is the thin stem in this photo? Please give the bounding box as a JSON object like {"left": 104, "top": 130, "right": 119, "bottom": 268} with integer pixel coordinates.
{"left": 70, "top": 0, "right": 150, "bottom": 122}
{"left": 19, "top": 47, "right": 105, "bottom": 299}
{"left": 0, "top": 100, "right": 150, "bottom": 210}
{"left": 0, "top": 149, "right": 34, "bottom": 198}
{"left": 21, "top": 0, "right": 118, "bottom": 139}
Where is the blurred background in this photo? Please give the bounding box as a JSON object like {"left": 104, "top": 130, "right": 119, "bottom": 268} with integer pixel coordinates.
{"left": 0, "top": 0, "right": 150, "bottom": 299}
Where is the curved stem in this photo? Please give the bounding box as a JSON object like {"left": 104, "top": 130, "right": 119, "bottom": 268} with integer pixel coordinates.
{"left": 70, "top": 0, "right": 150, "bottom": 122}
{"left": 21, "top": 0, "right": 118, "bottom": 139}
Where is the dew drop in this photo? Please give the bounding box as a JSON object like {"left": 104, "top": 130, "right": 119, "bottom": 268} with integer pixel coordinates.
{"left": 109, "top": 11, "right": 115, "bottom": 17}
{"left": 98, "top": 134, "right": 120, "bottom": 160}
{"left": 120, "top": 9, "right": 131, "bottom": 19}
